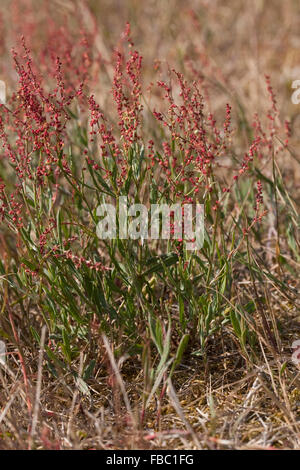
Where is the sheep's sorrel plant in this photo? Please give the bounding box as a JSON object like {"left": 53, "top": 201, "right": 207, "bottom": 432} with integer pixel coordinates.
{"left": 0, "top": 25, "right": 298, "bottom": 408}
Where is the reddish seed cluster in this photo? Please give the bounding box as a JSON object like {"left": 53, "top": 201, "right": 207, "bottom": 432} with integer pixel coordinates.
{"left": 223, "top": 103, "right": 232, "bottom": 146}
{"left": 113, "top": 47, "right": 143, "bottom": 148}
{"left": 10, "top": 2, "right": 98, "bottom": 96}
{"left": 153, "top": 71, "right": 213, "bottom": 198}
{"left": 265, "top": 75, "right": 280, "bottom": 141}
{"left": 256, "top": 180, "right": 263, "bottom": 209}
{"left": 0, "top": 181, "right": 23, "bottom": 228}
{"left": 152, "top": 70, "right": 262, "bottom": 207}
{"left": 0, "top": 23, "right": 290, "bottom": 274}
{"left": 0, "top": 38, "right": 79, "bottom": 189}
{"left": 284, "top": 119, "right": 291, "bottom": 147}
{"left": 265, "top": 74, "right": 277, "bottom": 113}
{"left": 39, "top": 219, "right": 56, "bottom": 255}
{"left": 88, "top": 94, "right": 121, "bottom": 167}
{"left": 86, "top": 26, "right": 144, "bottom": 188}
{"left": 0, "top": 179, "right": 5, "bottom": 221}
{"left": 52, "top": 246, "right": 109, "bottom": 272}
